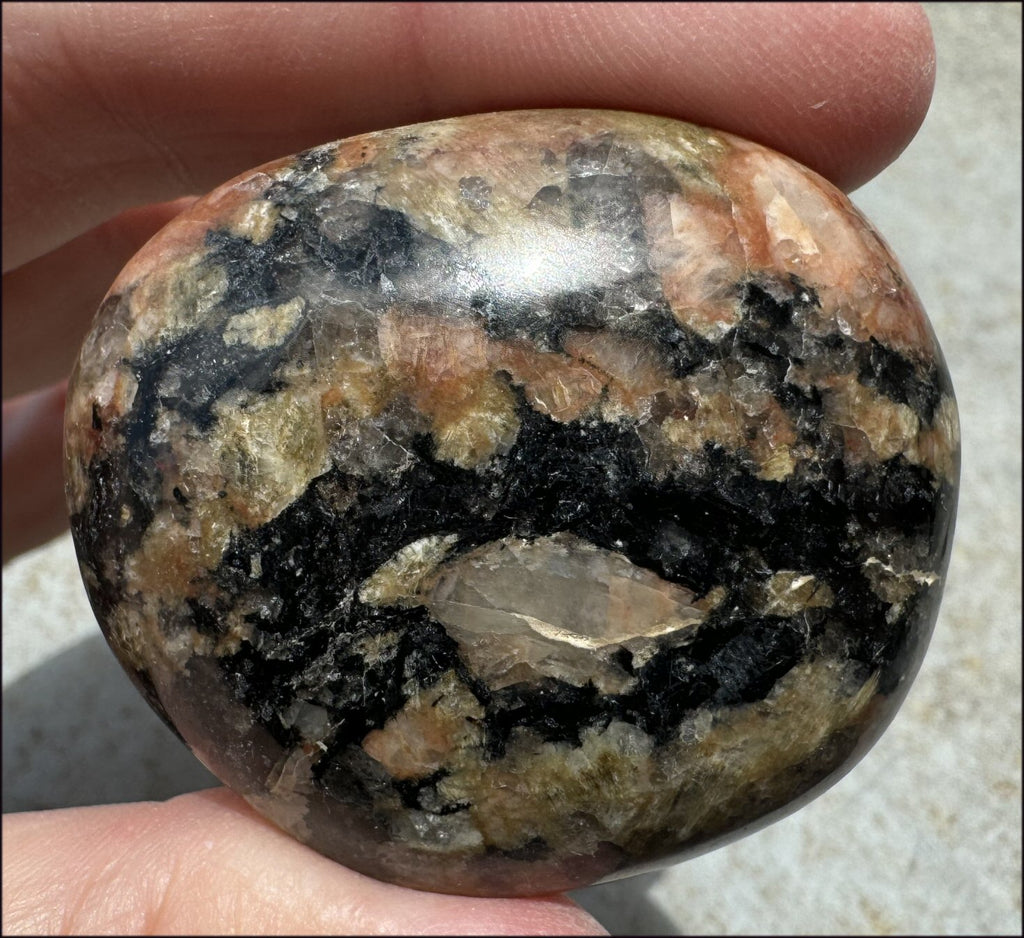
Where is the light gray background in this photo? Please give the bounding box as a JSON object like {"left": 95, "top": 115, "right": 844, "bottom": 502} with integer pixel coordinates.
{"left": 3, "top": 3, "right": 1020, "bottom": 934}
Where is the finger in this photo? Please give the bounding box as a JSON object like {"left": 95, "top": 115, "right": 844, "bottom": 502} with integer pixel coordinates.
{"left": 3, "top": 2, "right": 934, "bottom": 271}
{"left": 1, "top": 382, "right": 67, "bottom": 565}
{"left": 2, "top": 198, "right": 199, "bottom": 401}
{"left": 0, "top": 4, "right": 935, "bottom": 398}
{"left": 1, "top": 788, "right": 608, "bottom": 936}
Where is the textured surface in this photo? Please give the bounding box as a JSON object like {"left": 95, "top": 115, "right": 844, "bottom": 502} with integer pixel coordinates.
{"left": 61, "top": 109, "right": 956, "bottom": 896}
{"left": 3, "top": 3, "right": 1019, "bottom": 929}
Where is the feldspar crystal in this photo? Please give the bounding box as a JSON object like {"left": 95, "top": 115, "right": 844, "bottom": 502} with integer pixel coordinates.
{"left": 65, "top": 110, "right": 959, "bottom": 897}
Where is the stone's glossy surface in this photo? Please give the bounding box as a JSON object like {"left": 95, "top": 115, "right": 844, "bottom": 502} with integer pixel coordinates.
{"left": 65, "top": 109, "right": 959, "bottom": 897}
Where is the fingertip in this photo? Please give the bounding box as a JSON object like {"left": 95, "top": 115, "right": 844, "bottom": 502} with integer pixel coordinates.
{"left": 657, "top": 2, "right": 937, "bottom": 191}
{"left": 455, "top": 2, "right": 937, "bottom": 192}
{"left": 2, "top": 382, "right": 69, "bottom": 565}
{"left": 809, "top": 2, "right": 937, "bottom": 190}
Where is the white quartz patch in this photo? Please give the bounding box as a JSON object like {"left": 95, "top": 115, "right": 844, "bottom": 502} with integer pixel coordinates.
{"left": 361, "top": 532, "right": 708, "bottom": 692}
{"left": 427, "top": 533, "right": 704, "bottom": 649}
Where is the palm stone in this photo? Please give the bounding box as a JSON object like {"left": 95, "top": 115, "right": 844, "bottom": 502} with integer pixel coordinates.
{"left": 64, "top": 109, "right": 960, "bottom": 897}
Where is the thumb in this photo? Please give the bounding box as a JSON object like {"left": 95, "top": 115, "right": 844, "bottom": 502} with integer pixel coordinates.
{"left": 2, "top": 787, "right": 608, "bottom": 935}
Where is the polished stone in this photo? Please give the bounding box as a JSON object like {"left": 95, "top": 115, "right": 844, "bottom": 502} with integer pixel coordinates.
{"left": 64, "top": 109, "right": 959, "bottom": 897}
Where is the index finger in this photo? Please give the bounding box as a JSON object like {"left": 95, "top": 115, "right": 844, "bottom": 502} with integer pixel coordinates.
{"left": 2, "top": 1, "right": 935, "bottom": 271}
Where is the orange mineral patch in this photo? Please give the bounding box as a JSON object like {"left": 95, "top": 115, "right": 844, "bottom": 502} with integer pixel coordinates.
{"left": 495, "top": 340, "right": 605, "bottom": 423}
{"left": 719, "top": 139, "right": 936, "bottom": 360}
{"left": 643, "top": 189, "right": 745, "bottom": 339}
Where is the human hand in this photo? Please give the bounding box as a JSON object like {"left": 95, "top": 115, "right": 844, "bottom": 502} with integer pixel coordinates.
{"left": 2, "top": 3, "right": 935, "bottom": 933}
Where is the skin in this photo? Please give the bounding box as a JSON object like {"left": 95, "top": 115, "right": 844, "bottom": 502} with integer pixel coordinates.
{"left": 2, "top": 3, "right": 935, "bottom": 933}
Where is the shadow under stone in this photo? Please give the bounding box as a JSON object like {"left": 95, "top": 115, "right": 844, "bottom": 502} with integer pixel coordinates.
{"left": 571, "top": 871, "right": 682, "bottom": 935}
{"left": 2, "top": 633, "right": 217, "bottom": 812}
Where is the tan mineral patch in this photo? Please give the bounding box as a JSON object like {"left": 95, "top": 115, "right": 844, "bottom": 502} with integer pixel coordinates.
{"left": 379, "top": 311, "right": 523, "bottom": 466}
{"left": 379, "top": 312, "right": 492, "bottom": 381}
{"left": 359, "top": 534, "right": 461, "bottom": 607}
{"left": 210, "top": 601, "right": 259, "bottom": 657}
{"left": 225, "top": 197, "right": 282, "bottom": 245}
{"left": 362, "top": 670, "right": 485, "bottom": 780}
{"left": 664, "top": 660, "right": 880, "bottom": 841}
{"left": 862, "top": 557, "right": 940, "bottom": 604}
{"left": 352, "top": 630, "right": 402, "bottom": 667}
{"left": 787, "top": 363, "right": 956, "bottom": 482}
{"left": 376, "top": 145, "right": 567, "bottom": 248}
{"left": 758, "top": 571, "right": 835, "bottom": 617}
{"left": 428, "top": 373, "right": 520, "bottom": 469}
{"left": 105, "top": 599, "right": 165, "bottom": 676}
{"left": 106, "top": 588, "right": 222, "bottom": 677}
{"left": 909, "top": 394, "right": 960, "bottom": 485}
{"left": 441, "top": 720, "right": 662, "bottom": 855}
{"left": 658, "top": 379, "right": 799, "bottom": 481}
{"left": 125, "top": 250, "right": 229, "bottom": 355}
{"left": 126, "top": 509, "right": 216, "bottom": 602}
{"left": 430, "top": 655, "right": 879, "bottom": 859}
{"left": 820, "top": 373, "right": 920, "bottom": 464}
{"left": 223, "top": 297, "right": 305, "bottom": 349}
{"left": 320, "top": 353, "right": 397, "bottom": 421}
{"left": 614, "top": 110, "right": 729, "bottom": 170}
{"left": 202, "top": 386, "right": 330, "bottom": 527}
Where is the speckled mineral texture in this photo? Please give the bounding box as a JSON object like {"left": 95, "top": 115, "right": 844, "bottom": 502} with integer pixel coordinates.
{"left": 65, "top": 109, "right": 959, "bottom": 897}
